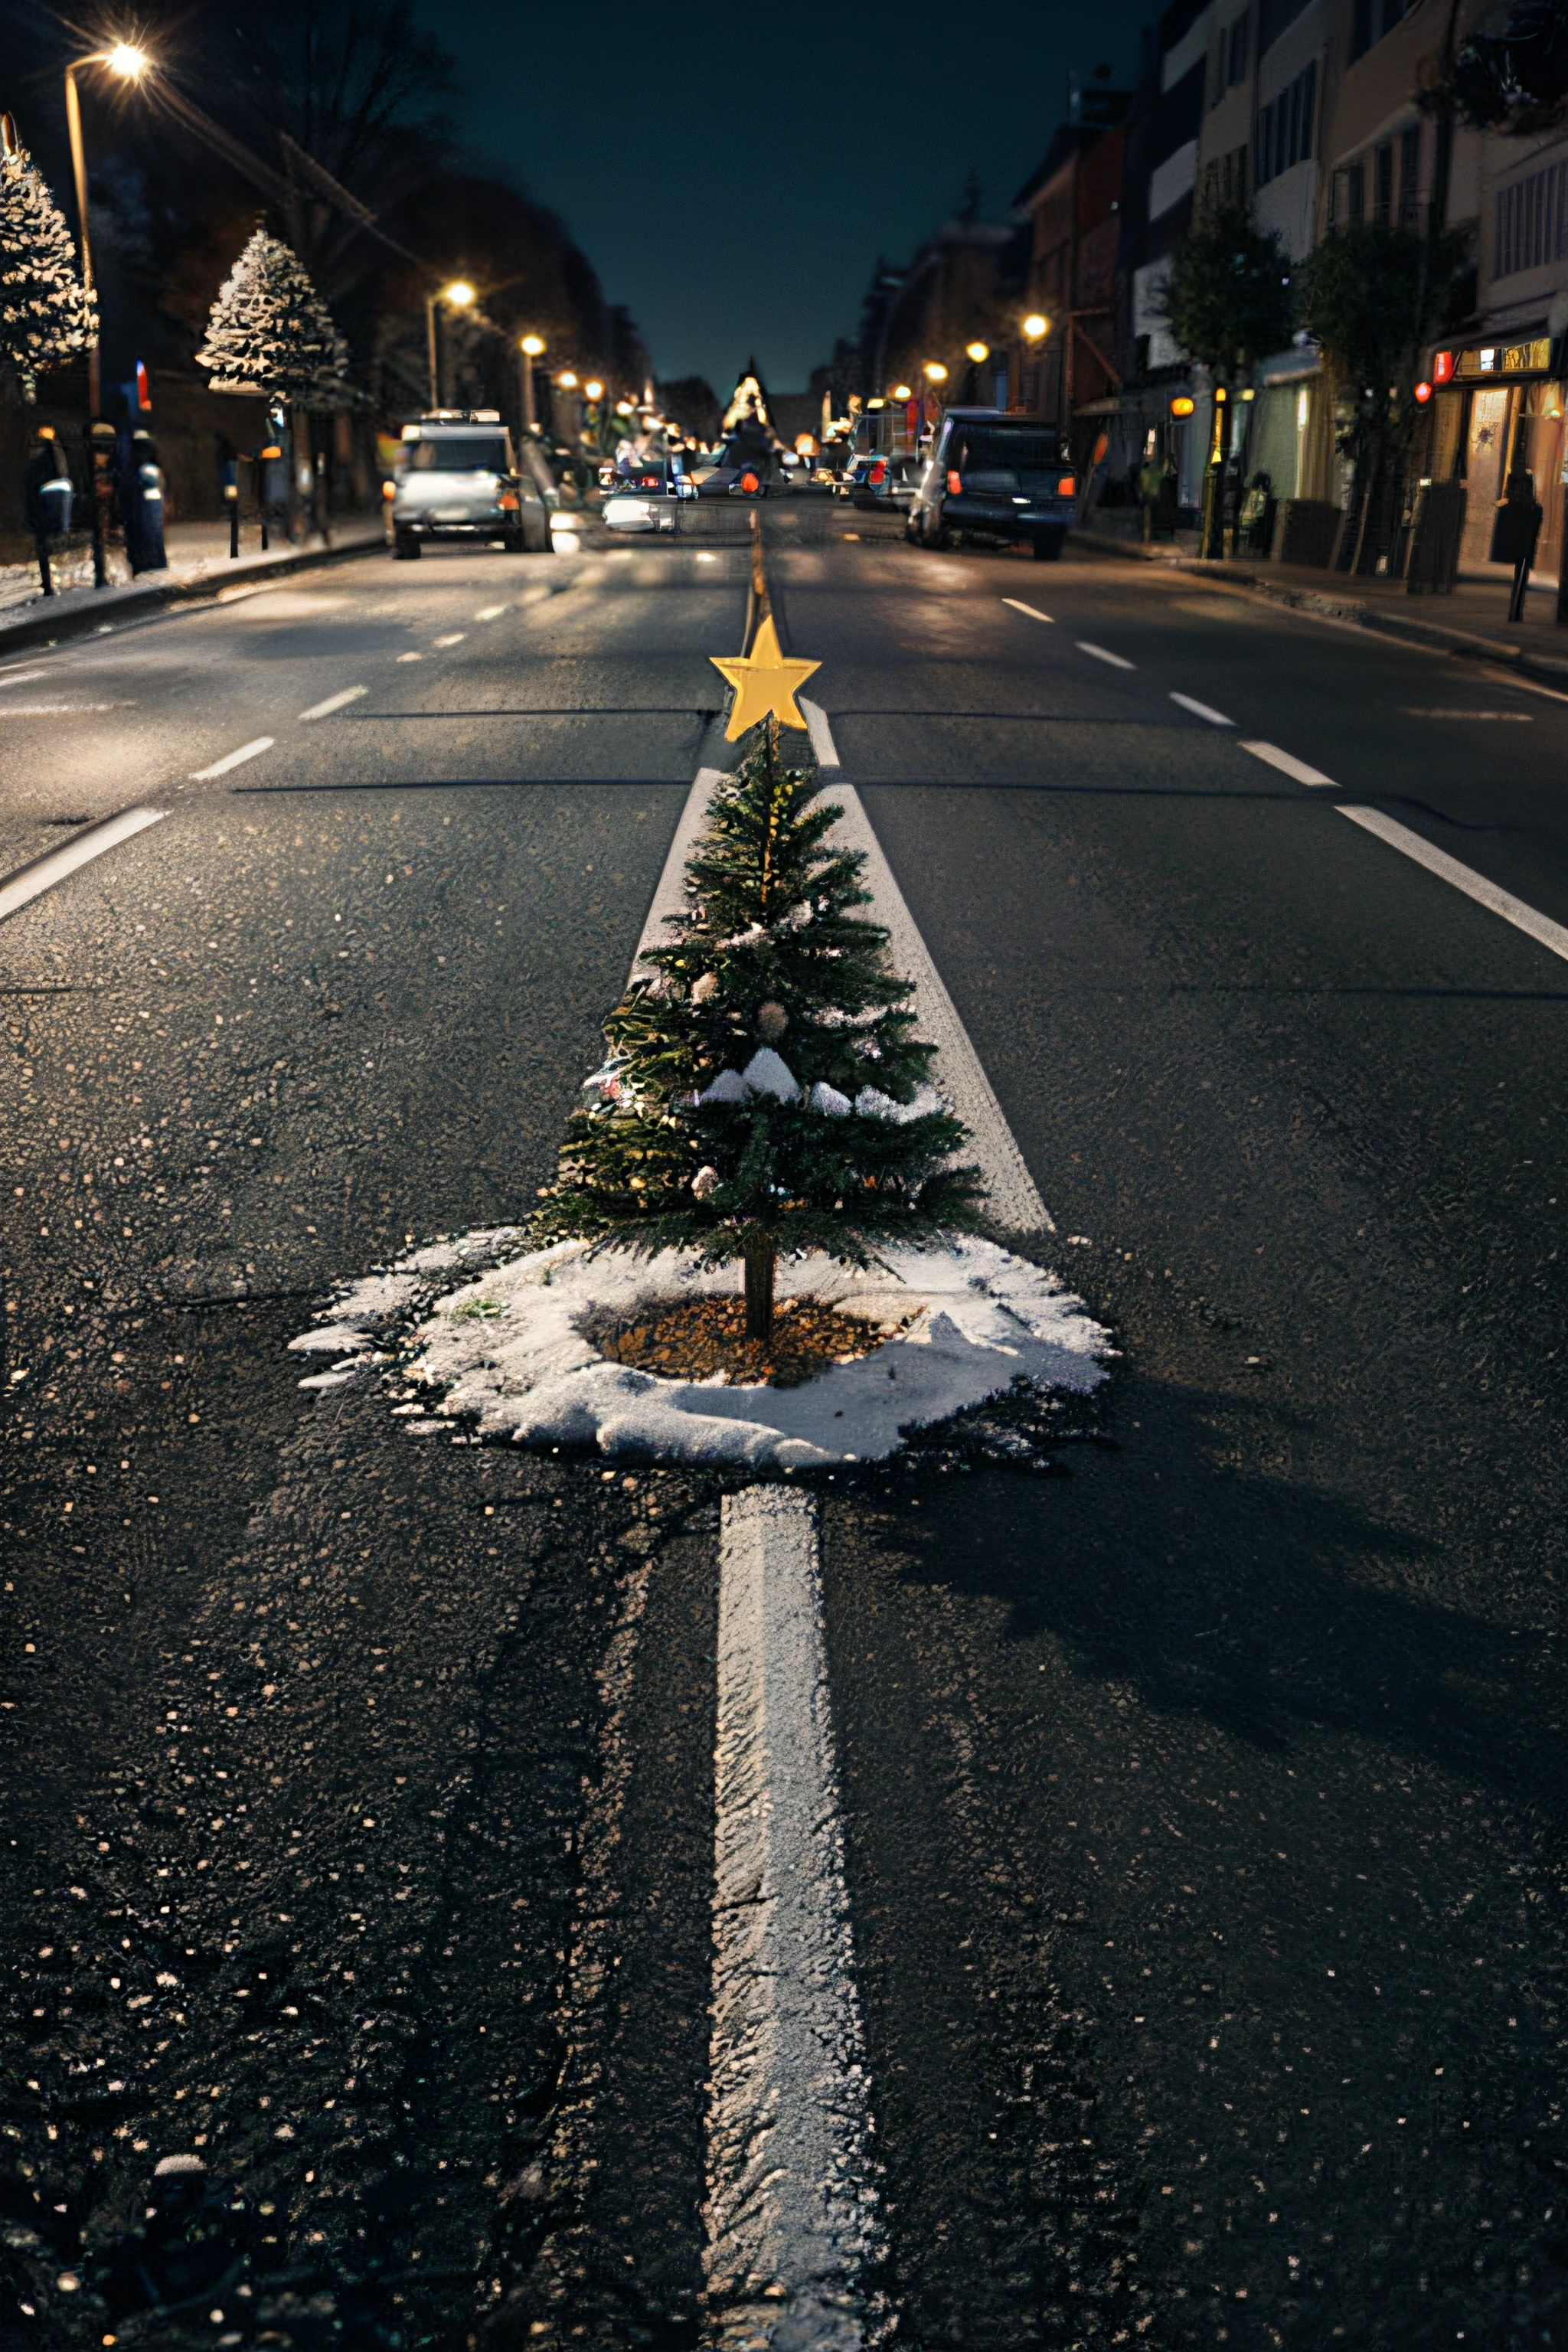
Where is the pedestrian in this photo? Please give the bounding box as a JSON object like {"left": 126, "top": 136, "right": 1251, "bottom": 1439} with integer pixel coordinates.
{"left": 1491, "top": 466, "right": 1543, "bottom": 623}
{"left": 22, "top": 426, "right": 73, "bottom": 593}
{"left": 119, "top": 426, "right": 168, "bottom": 575}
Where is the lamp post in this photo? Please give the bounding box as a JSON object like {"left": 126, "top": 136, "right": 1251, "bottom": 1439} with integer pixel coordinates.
{"left": 965, "top": 339, "right": 989, "bottom": 403}
{"left": 519, "top": 333, "right": 544, "bottom": 436}
{"left": 1021, "top": 314, "right": 1050, "bottom": 417}
{"left": 64, "top": 43, "right": 149, "bottom": 418}
{"left": 921, "top": 360, "right": 947, "bottom": 444}
{"left": 423, "top": 279, "right": 474, "bottom": 410}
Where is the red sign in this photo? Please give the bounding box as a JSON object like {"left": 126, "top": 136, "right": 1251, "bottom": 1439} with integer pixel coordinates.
{"left": 1413, "top": 381, "right": 1432, "bottom": 404}
{"left": 1432, "top": 350, "right": 1455, "bottom": 384}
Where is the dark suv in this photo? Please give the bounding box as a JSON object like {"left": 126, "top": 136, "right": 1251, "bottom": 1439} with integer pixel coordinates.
{"left": 905, "top": 410, "right": 1077, "bottom": 560}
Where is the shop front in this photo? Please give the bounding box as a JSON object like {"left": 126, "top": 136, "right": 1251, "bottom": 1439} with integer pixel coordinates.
{"left": 1429, "top": 334, "right": 1566, "bottom": 585}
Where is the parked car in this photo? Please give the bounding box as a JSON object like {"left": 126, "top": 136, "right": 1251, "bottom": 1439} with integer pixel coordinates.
{"left": 905, "top": 410, "right": 1077, "bottom": 560}
{"left": 603, "top": 462, "right": 685, "bottom": 533}
{"left": 390, "top": 412, "right": 550, "bottom": 558}
{"left": 844, "top": 451, "right": 925, "bottom": 512}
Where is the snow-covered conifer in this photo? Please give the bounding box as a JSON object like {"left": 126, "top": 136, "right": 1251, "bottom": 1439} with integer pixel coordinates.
{"left": 197, "top": 228, "right": 349, "bottom": 405}
{"left": 536, "top": 721, "right": 984, "bottom": 1336}
{"left": 0, "top": 114, "right": 96, "bottom": 402}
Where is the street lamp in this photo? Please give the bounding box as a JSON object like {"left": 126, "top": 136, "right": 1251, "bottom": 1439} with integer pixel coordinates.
{"left": 64, "top": 41, "right": 151, "bottom": 414}
{"left": 583, "top": 378, "right": 603, "bottom": 400}
{"left": 923, "top": 361, "right": 948, "bottom": 383}
{"left": 558, "top": 371, "right": 579, "bottom": 390}
{"left": 519, "top": 333, "right": 544, "bottom": 434}
{"left": 965, "top": 341, "right": 989, "bottom": 364}
{"left": 423, "top": 279, "right": 474, "bottom": 410}
{"left": 892, "top": 383, "right": 912, "bottom": 401}
{"left": 1022, "top": 313, "right": 1050, "bottom": 342}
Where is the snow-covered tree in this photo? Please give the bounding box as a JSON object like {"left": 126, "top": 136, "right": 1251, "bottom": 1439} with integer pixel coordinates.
{"left": 0, "top": 113, "right": 96, "bottom": 403}
{"left": 197, "top": 227, "right": 349, "bottom": 405}
{"left": 535, "top": 723, "right": 984, "bottom": 1338}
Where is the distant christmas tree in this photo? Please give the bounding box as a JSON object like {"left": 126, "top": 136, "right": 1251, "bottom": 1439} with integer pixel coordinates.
{"left": 536, "top": 724, "right": 984, "bottom": 1338}
{"left": 0, "top": 113, "right": 96, "bottom": 403}
{"left": 196, "top": 228, "right": 349, "bottom": 405}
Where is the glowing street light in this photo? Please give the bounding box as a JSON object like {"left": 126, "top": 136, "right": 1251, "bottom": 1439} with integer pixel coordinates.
{"left": 521, "top": 333, "right": 545, "bottom": 357}
{"left": 583, "top": 378, "right": 604, "bottom": 400}
{"left": 65, "top": 41, "right": 155, "bottom": 412}
{"left": 423, "top": 280, "right": 476, "bottom": 408}
{"left": 923, "top": 361, "right": 948, "bottom": 383}
{"left": 892, "top": 383, "right": 913, "bottom": 401}
{"left": 1023, "top": 313, "right": 1050, "bottom": 341}
{"left": 558, "top": 371, "right": 579, "bottom": 390}
{"left": 442, "top": 281, "right": 475, "bottom": 309}
{"left": 965, "top": 341, "right": 990, "bottom": 363}
{"left": 518, "top": 335, "right": 546, "bottom": 432}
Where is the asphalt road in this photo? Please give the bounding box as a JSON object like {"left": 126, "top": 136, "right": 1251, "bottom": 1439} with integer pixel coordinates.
{"left": 1, "top": 496, "right": 1563, "bottom": 2352}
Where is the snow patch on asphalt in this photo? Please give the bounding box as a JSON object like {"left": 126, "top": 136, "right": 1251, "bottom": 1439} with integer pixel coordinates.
{"left": 292, "top": 1232, "right": 1108, "bottom": 1465}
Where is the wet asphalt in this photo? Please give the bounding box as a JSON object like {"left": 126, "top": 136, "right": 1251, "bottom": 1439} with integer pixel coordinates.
{"left": 1, "top": 497, "right": 1563, "bottom": 2350}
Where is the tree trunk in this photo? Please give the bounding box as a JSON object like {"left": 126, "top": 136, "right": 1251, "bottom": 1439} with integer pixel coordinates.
{"left": 743, "top": 1234, "right": 776, "bottom": 1344}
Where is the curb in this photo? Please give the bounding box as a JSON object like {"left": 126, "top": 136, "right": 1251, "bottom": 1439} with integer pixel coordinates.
{"left": 1073, "top": 527, "right": 1568, "bottom": 691}
{"left": 0, "top": 526, "right": 388, "bottom": 658}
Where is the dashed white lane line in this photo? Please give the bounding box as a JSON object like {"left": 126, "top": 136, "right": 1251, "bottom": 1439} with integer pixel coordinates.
{"left": 1171, "top": 691, "right": 1233, "bottom": 727}
{"left": 191, "top": 737, "right": 274, "bottom": 779}
{"left": 1003, "top": 597, "right": 1054, "bottom": 624}
{"left": 0, "top": 668, "right": 51, "bottom": 690}
{"left": 704, "top": 1486, "right": 884, "bottom": 2348}
{"left": 798, "top": 695, "right": 841, "bottom": 770}
{"left": 395, "top": 652, "right": 423, "bottom": 663}
{"left": 0, "top": 805, "right": 167, "bottom": 925}
{"left": 432, "top": 632, "right": 466, "bottom": 647}
{"left": 636, "top": 769, "right": 1052, "bottom": 1234}
{"left": 1078, "top": 640, "right": 1135, "bottom": 670}
{"left": 299, "top": 684, "right": 368, "bottom": 721}
{"left": 475, "top": 604, "right": 507, "bottom": 620}
{"left": 1241, "top": 738, "right": 1334, "bottom": 786}
{"left": 1338, "top": 805, "right": 1568, "bottom": 966}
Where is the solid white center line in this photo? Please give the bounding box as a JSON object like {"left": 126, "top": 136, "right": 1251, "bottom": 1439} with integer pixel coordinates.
{"left": 1240, "top": 738, "right": 1335, "bottom": 786}
{"left": 191, "top": 737, "right": 274, "bottom": 780}
{"left": 0, "top": 805, "right": 167, "bottom": 925}
{"left": 797, "top": 695, "right": 840, "bottom": 770}
{"left": 1171, "top": 691, "right": 1234, "bottom": 727}
{"left": 433, "top": 632, "right": 466, "bottom": 646}
{"left": 1003, "top": 598, "right": 1054, "bottom": 623}
{"left": 475, "top": 604, "right": 507, "bottom": 620}
{"left": 1338, "top": 805, "right": 1568, "bottom": 965}
{"left": 299, "top": 684, "right": 368, "bottom": 722}
{"left": 705, "top": 1487, "right": 884, "bottom": 2347}
{"left": 0, "top": 703, "right": 128, "bottom": 716}
{"left": 1078, "top": 641, "right": 1135, "bottom": 669}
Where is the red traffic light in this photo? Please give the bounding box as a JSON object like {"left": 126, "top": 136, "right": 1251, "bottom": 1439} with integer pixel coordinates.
{"left": 1413, "top": 381, "right": 1432, "bottom": 404}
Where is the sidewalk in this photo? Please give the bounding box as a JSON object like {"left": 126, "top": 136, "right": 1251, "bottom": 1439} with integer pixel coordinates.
{"left": 0, "top": 512, "right": 386, "bottom": 656}
{"left": 1075, "top": 518, "right": 1568, "bottom": 688}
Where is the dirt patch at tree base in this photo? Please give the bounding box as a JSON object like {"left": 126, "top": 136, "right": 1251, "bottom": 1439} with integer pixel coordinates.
{"left": 590, "top": 1295, "right": 910, "bottom": 1389}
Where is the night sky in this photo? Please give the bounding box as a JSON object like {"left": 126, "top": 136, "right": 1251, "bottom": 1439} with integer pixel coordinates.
{"left": 413, "top": 0, "right": 1152, "bottom": 396}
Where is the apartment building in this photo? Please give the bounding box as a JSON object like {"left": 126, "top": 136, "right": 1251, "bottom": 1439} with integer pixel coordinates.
{"left": 1012, "top": 119, "right": 1127, "bottom": 430}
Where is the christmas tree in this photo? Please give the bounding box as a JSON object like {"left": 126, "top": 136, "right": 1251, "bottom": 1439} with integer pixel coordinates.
{"left": 196, "top": 228, "right": 349, "bottom": 405}
{"left": 0, "top": 113, "right": 96, "bottom": 403}
{"left": 536, "top": 724, "right": 984, "bottom": 1339}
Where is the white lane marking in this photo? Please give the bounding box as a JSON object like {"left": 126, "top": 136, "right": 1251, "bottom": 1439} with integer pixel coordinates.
{"left": 1399, "top": 707, "right": 1532, "bottom": 720}
{"left": 475, "top": 604, "right": 507, "bottom": 620}
{"left": 1078, "top": 640, "right": 1135, "bottom": 670}
{"left": 1171, "top": 691, "right": 1233, "bottom": 727}
{"left": 635, "top": 770, "right": 1053, "bottom": 1233}
{"left": 1338, "top": 805, "right": 1568, "bottom": 966}
{"left": 191, "top": 737, "right": 274, "bottom": 779}
{"left": 798, "top": 695, "right": 841, "bottom": 770}
{"left": 432, "top": 632, "right": 466, "bottom": 647}
{"left": 299, "top": 684, "right": 368, "bottom": 721}
{"left": 1241, "top": 738, "right": 1334, "bottom": 786}
{"left": 0, "top": 805, "right": 167, "bottom": 926}
{"left": 1003, "top": 598, "right": 1054, "bottom": 624}
{"left": 0, "top": 703, "right": 128, "bottom": 715}
{"left": 395, "top": 652, "right": 423, "bottom": 663}
{"left": 705, "top": 1487, "right": 884, "bottom": 2348}
{"left": 0, "top": 668, "right": 51, "bottom": 690}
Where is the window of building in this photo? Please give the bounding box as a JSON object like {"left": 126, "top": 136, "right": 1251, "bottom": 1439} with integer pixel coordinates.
{"left": 1256, "top": 60, "right": 1317, "bottom": 188}
{"left": 1398, "top": 125, "right": 1421, "bottom": 224}
{"left": 1352, "top": 0, "right": 1410, "bottom": 60}
{"left": 1495, "top": 158, "right": 1568, "bottom": 277}
{"left": 1348, "top": 160, "right": 1366, "bottom": 222}
{"left": 1375, "top": 140, "right": 1394, "bottom": 223}
{"left": 1229, "top": 15, "right": 1249, "bottom": 84}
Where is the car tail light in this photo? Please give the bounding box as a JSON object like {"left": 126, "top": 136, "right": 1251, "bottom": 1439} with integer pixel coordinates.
{"left": 946, "top": 469, "right": 962, "bottom": 495}
{"left": 868, "top": 461, "right": 887, "bottom": 486}
{"left": 740, "top": 470, "right": 760, "bottom": 494}
{"left": 500, "top": 492, "right": 519, "bottom": 511}
{"left": 1057, "top": 475, "right": 1076, "bottom": 495}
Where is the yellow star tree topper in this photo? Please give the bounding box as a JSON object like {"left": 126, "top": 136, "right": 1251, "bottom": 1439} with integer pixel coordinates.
{"left": 710, "top": 612, "right": 821, "bottom": 741}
